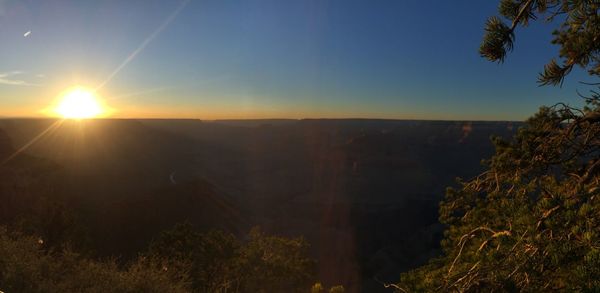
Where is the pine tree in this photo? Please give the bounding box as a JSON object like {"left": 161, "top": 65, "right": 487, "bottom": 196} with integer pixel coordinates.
{"left": 398, "top": 1, "right": 600, "bottom": 291}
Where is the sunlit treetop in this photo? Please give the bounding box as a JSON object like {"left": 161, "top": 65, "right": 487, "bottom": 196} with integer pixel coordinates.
{"left": 480, "top": 0, "right": 600, "bottom": 86}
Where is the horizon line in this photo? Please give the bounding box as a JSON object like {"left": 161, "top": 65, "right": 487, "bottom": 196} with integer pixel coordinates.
{"left": 0, "top": 116, "right": 523, "bottom": 123}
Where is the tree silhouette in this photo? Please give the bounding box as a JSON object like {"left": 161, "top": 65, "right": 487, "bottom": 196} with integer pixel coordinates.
{"left": 480, "top": 0, "right": 600, "bottom": 86}
{"left": 398, "top": 1, "right": 600, "bottom": 291}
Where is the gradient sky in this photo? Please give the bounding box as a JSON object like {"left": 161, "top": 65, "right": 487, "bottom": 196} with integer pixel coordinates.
{"left": 0, "top": 0, "right": 594, "bottom": 120}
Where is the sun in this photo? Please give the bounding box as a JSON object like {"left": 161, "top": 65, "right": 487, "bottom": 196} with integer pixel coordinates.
{"left": 55, "top": 88, "right": 105, "bottom": 119}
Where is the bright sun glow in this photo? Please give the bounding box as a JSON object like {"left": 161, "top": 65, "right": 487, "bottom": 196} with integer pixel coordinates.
{"left": 55, "top": 88, "right": 104, "bottom": 119}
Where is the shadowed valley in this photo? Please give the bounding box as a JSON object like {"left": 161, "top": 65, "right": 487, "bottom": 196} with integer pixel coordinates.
{"left": 0, "top": 119, "right": 516, "bottom": 291}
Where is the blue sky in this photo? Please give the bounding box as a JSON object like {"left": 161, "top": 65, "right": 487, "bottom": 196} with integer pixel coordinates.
{"left": 0, "top": 0, "right": 593, "bottom": 120}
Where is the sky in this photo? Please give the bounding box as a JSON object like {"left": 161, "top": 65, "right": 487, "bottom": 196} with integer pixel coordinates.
{"left": 0, "top": 0, "right": 594, "bottom": 120}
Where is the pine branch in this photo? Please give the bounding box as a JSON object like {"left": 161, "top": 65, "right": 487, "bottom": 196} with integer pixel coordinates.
{"left": 509, "top": 0, "right": 536, "bottom": 30}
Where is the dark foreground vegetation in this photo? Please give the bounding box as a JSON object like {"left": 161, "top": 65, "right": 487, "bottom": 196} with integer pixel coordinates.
{"left": 0, "top": 223, "right": 322, "bottom": 292}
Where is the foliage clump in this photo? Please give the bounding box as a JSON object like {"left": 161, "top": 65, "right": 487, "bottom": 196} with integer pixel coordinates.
{"left": 0, "top": 227, "right": 189, "bottom": 293}
{"left": 148, "top": 223, "right": 316, "bottom": 292}
{"left": 311, "top": 282, "right": 346, "bottom": 293}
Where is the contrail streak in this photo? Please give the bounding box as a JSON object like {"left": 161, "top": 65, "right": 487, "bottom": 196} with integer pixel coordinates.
{"left": 95, "top": 0, "right": 190, "bottom": 91}
{"left": 1, "top": 119, "right": 64, "bottom": 166}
